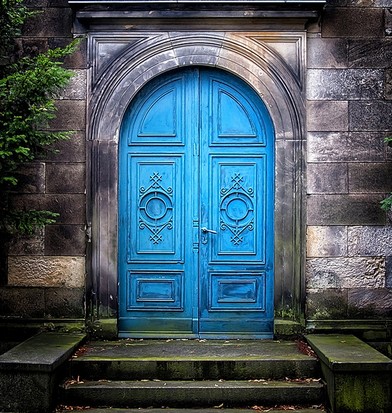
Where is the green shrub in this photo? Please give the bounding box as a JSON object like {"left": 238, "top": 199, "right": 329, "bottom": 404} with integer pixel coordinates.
{"left": 0, "top": 0, "right": 77, "bottom": 235}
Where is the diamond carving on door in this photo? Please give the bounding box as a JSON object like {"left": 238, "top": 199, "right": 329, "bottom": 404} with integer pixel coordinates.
{"left": 119, "top": 67, "right": 275, "bottom": 338}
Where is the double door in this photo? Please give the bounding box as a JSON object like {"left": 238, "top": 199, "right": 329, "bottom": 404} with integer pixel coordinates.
{"left": 118, "top": 67, "right": 274, "bottom": 338}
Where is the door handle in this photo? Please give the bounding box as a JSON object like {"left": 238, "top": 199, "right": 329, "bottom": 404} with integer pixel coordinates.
{"left": 201, "top": 227, "right": 217, "bottom": 234}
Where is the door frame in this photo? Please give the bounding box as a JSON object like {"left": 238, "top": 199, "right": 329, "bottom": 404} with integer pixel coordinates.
{"left": 85, "top": 31, "right": 307, "bottom": 332}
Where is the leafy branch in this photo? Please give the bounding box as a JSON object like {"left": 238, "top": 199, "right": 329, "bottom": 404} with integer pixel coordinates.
{"left": 0, "top": 0, "right": 78, "bottom": 235}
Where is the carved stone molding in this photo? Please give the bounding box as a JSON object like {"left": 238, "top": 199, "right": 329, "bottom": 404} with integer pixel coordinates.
{"left": 85, "top": 30, "right": 306, "bottom": 320}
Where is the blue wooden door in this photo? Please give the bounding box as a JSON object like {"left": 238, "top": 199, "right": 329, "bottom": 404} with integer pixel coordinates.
{"left": 118, "top": 68, "right": 274, "bottom": 338}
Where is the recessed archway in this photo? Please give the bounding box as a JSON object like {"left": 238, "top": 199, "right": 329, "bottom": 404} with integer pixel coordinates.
{"left": 86, "top": 31, "right": 306, "bottom": 327}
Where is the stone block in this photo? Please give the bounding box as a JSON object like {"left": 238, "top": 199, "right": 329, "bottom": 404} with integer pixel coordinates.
{"left": 23, "top": 7, "right": 73, "bottom": 38}
{"left": 307, "top": 132, "right": 385, "bottom": 163}
{"left": 306, "top": 289, "right": 348, "bottom": 319}
{"left": 60, "top": 70, "right": 87, "bottom": 100}
{"left": 307, "top": 226, "right": 347, "bottom": 257}
{"left": 44, "top": 225, "right": 86, "bottom": 255}
{"left": 9, "top": 229, "right": 45, "bottom": 256}
{"left": 385, "top": 69, "right": 392, "bottom": 100}
{"left": 21, "top": 38, "right": 48, "bottom": 58}
{"left": 307, "top": 163, "right": 348, "bottom": 194}
{"left": 386, "top": 8, "right": 392, "bottom": 36}
{"left": 8, "top": 256, "right": 85, "bottom": 288}
{"left": 348, "top": 226, "right": 392, "bottom": 256}
{"left": 307, "top": 101, "right": 348, "bottom": 132}
{"left": 48, "top": 37, "right": 88, "bottom": 70}
{"left": 49, "top": 100, "right": 86, "bottom": 131}
{"left": 42, "top": 131, "right": 86, "bottom": 163}
{"left": 10, "top": 194, "right": 86, "bottom": 224}
{"left": 15, "top": 163, "right": 46, "bottom": 194}
{"left": 349, "top": 101, "right": 392, "bottom": 131}
{"left": 46, "top": 163, "right": 85, "bottom": 194}
{"left": 386, "top": 256, "right": 392, "bottom": 288}
{"left": 348, "top": 288, "right": 392, "bottom": 317}
{"left": 349, "top": 163, "right": 392, "bottom": 193}
{"left": 322, "top": 7, "right": 384, "bottom": 38}
{"left": 349, "top": 39, "right": 392, "bottom": 68}
{"left": 307, "top": 194, "right": 386, "bottom": 225}
{"left": 0, "top": 332, "right": 85, "bottom": 413}
{"left": 307, "top": 38, "right": 348, "bottom": 69}
{"left": 307, "top": 69, "right": 383, "bottom": 100}
{"left": 306, "top": 257, "right": 385, "bottom": 289}
{"left": 0, "top": 287, "right": 45, "bottom": 318}
{"left": 44, "top": 288, "right": 85, "bottom": 318}
{"left": 307, "top": 334, "right": 392, "bottom": 413}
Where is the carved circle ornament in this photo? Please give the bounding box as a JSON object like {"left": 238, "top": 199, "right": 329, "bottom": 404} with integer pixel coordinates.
{"left": 220, "top": 173, "right": 254, "bottom": 245}
{"left": 139, "top": 172, "right": 173, "bottom": 245}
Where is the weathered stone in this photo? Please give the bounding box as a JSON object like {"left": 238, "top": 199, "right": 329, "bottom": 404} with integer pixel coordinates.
{"left": 307, "top": 38, "right": 348, "bottom": 69}
{"left": 0, "top": 287, "right": 45, "bottom": 317}
{"left": 10, "top": 194, "right": 85, "bottom": 224}
{"left": 307, "top": 226, "right": 347, "bottom": 257}
{"left": 15, "top": 163, "right": 45, "bottom": 193}
{"left": 307, "top": 101, "right": 348, "bottom": 132}
{"left": 49, "top": 100, "right": 86, "bottom": 131}
{"left": 385, "top": 69, "right": 392, "bottom": 100}
{"left": 60, "top": 70, "right": 87, "bottom": 100}
{"left": 349, "top": 101, "right": 392, "bottom": 131}
{"left": 42, "top": 131, "right": 86, "bottom": 163}
{"left": 9, "top": 229, "right": 45, "bottom": 256}
{"left": 44, "top": 225, "right": 86, "bottom": 255}
{"left": 307, "top": 69, "right": 384, "bottom": 100}
{"left": 349, "top": 163, "right": 392, "bottom": 193}
{"left": 385, "top": 8, "right": 392, "bottom": 36}
{"left": 306, "top": 257, "right": 385, "bottom": 289}
{"left": 349, "top": 39, "right": 392, "bottom": 68}
{"left": 307, "top": 334, "right": 392, "bottom": 413}
{"left": 348, "top": 288, "right": 392, "bottom": 317}
{"left": 322, "top": 7, "right": 384, "bottom": 38}
{"left": 46, "top": 163, "right": 85, "bottom": 194}
{"left": 8, "top": 256, "right": 85, "bottom": 288}
{"left": 307, "top": 132, "right": 386, "bottom": 163}
{"left": 44, "top": 288, "right": 85, "bottom": 318}
{"left": 48, "top": 37, "right": 88, "bottom": 70}
{"left": 21, "top": 38, "right": 48, "bottom": 58}
{"left": 307, "top": 163, "right": 348, "bottom": 194}
{"left": 306, "top": 289, "right": 348, "bottom": 319}
{"left": 348, "top": 226, "right": 392, "bottom": 256}
{"left": 23, "top": 7, "right": 73, "bottom": 38}
{"left": 307, "top": 194, "right": 386, "bottom": 225}
{"left": 385, "top": 256, "right": 392, "bottom": 289}
{"left": 330, "top": 0, "right": 392, "bottom": 6}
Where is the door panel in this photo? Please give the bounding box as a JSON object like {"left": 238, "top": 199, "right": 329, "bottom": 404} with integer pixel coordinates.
{"left": 119, "top": 67, "right": 274, "bottom": 338}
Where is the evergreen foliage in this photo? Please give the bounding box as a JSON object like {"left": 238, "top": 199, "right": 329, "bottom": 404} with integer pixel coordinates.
{"left": 0, "top": 0, "right": 77, "bottom": 235}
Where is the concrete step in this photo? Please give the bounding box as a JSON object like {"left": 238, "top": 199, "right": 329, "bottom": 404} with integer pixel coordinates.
{"left": 68, "top": 340, "right": 320, "bottom": 380}
{"left": 60, "top": 379, "right": 324, "bottom": 408}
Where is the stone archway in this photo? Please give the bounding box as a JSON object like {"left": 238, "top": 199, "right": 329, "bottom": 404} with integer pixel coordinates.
{"left": 86, "top": 31, "right": 306, "bottom": 327}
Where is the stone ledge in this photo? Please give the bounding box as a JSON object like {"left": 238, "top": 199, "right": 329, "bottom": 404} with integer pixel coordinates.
{"left": 0, "top": 332, "right": 86, "bottom": 413}
{"left": 306, "top": 334, "right": 392, "bottom": 372}
{"left": 0, "top": 331, "right": 85, "bottom": 372}
{"left": 306, "top": 334, "right": 392, "bottom": 413}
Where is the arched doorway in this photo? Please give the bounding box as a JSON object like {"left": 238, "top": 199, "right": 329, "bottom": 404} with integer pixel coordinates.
{"left": 118, "top": 67, "right": 275, "bottom": 338}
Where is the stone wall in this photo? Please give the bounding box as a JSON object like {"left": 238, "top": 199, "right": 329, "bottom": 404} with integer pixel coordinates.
{"left": 1, "top": 0, "right": 392, "bottom": 325}
{"left": 306, "top": 0, "right": 392, "bottom": 320}
{"left": 0, "top": 0, "right": 87, "bottom": 320}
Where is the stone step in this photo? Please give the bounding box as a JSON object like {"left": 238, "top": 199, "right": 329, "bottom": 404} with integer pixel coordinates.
{"left": 68, "top": 340, "right": 320, "bottom": 380}
{"left": 60, "top": 379, "right": 324, "bottom": 408}
{"left": 57, "top": 409, "right": 325, "bottom": 413}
